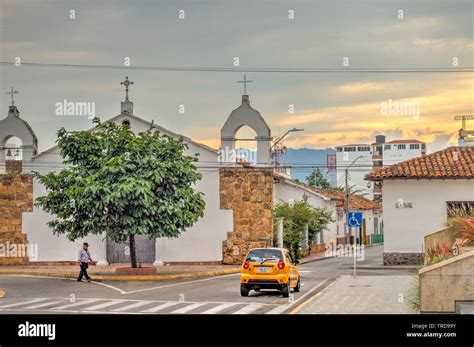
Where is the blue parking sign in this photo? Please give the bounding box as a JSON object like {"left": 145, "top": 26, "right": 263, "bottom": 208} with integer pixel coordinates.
{"left": 348, "top": 211, "right": 362, "bottom": 227}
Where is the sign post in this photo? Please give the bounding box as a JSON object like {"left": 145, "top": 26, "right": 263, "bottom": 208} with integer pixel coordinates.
{"left": 348, "top": 211, "right": 362, "bottom": 276}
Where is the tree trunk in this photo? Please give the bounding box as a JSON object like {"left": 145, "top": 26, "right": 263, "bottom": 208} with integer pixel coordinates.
{"left": 129, "top": 233, "right": 138, "bottom": 268}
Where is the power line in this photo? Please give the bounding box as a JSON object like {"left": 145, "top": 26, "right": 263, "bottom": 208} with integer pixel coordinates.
{"left": 1, "top": 62, "right": 474, "bottom": 73}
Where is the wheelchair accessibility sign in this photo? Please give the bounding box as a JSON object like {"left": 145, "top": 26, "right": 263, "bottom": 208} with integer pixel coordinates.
{"left": 348, "top": 211, "right": 362, "bottom": 227}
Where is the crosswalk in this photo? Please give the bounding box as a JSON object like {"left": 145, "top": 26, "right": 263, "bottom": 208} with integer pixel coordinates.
{"left": 0, "top": 297, "right": 293, "bottom": 315}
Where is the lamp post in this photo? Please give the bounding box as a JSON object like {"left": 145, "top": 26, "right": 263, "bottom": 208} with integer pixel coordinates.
{"left": 271, "top": 128, "right": 304, "bottom": 171}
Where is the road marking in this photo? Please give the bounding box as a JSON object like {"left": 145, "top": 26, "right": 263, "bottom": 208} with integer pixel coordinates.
{"left": 122, "top": 273, "right": 240, "bottom": 295}
{"left": 110, "top": 300, "right": 154, "bottom": 312}
{"left": 83, "top": 299, "right": 126, "bottom": 311}
{"left": 140, "top": 302, "right": 181, "bottom": 313}
{"left": 201, "top": 302, "right": 238, "bottom": 314}
{"left": 169, "top": 302, "right": 207, "bottom": 314}
{"left": 232, "top": 303, "right": 264, "bottom": 314}
{"left": 89, "top": 281, "right": 127, "bottom": 295}
{"left": 52, "top": 299, "right": 101, "bottom": 310}
{"left": 22, "top": 300, "right": 65, "bottom": 310}
{"left": 290, "top": 280, "right": 336, "bottom": 314}
{"left": 0, "top": 273, "right": 241, "bottom": 296}
{"left": 265, "top": 304, "right": 292, "bottom": 315}
{"left": 0, "top": 298, "right": 48, "bottom": 309}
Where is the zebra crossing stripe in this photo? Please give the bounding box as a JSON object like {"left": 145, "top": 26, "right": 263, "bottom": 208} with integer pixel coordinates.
{"left": 22, "top": 300, "right": 66, "bottom": 310}
{"left": 169, "top": 302, "right": 207, "bottom": 314}
{"left": 140, "top": 302, "right": 180, "bottom": 313}
{"left": 82, "top": 299, "right": 127, "bottom": 311}
{"left": 110, "top": 301, "right": 154, "bottom": 312}
{"left": 201, "top": 302, "right": 238, "bottom": 314}
{"left": 265, "top": 304, "right": 291, "bottom": 314}
{"left": 0, "top": 298, "right": 48, "bottom": 309}
{"left": 51, "top": 299, "right": 101, "bottom": 310}
{"left": 231, "top": 303, "right": 264, "bottom": 314}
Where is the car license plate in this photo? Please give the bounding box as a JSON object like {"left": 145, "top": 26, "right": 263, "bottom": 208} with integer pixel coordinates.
{"left": 258, "top": 267, "right": 270, "bottom": 273}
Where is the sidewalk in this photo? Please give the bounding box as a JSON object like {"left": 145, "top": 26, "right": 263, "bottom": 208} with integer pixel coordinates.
{"left": 299, "top": 250, "right": 330, "bottom": 264}
{"left": 295, "top": 275, "right": 418, "bottom": 314}
{"left": 0, "top": 264, "right": 240, "bottom": 281}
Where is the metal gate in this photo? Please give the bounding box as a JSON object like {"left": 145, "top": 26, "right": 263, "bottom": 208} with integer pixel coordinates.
{"left": 106, "top": 235, "right": 156, "bottom": 264}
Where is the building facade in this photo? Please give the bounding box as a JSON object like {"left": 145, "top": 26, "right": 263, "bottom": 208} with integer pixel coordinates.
{"left": 366, "top": 146, "right": 474, "bottom": 265}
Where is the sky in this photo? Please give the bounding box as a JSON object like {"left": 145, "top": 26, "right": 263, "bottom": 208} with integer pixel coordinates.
{"left": 1, "top": 0, "right": 473, "bottom": 154}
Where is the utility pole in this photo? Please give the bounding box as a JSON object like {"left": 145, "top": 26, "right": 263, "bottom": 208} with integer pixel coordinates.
{"left": 345, "top": 167, "right": 350, "bottom": 245}
{"left": 344, "top": 156, "right": 364, "bottom": 245}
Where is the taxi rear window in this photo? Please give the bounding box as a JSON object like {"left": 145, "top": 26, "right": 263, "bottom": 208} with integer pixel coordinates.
{"left": 246, "top": 249, "right": 282, "bottom": 262}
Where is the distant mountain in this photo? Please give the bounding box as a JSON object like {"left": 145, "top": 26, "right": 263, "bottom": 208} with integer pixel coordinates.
{"left": 281, "top": 148, "right": 336, "bottom": 184}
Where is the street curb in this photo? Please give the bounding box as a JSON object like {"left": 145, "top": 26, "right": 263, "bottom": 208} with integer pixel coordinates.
{"left": 355, "top": 266, "right": 420, "bottom": 270}
{"left": 299, "top": 256, "right": 332, "bottom": 265}
{"left": 0, "top": 268, "right": 241, "bottom": 281}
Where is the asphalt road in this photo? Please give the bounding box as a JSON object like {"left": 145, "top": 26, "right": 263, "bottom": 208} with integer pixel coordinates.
{"left": 0, "top": 245, "right": 416, "bottom": 314}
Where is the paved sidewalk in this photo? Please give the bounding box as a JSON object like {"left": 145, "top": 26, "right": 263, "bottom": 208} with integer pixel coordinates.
{"left": 299, "top": 250, "right": 330, "bottom": 264}
{"left": 0, "top": 264, "right": 240, "bottom": 281}
{"left": 296, "top": 275, "right": 418, "bottom": 314}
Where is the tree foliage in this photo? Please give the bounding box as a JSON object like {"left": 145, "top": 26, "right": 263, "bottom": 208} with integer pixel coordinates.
{"left": 306, "top": 168, "right": 331, "bottom": 189}
{"left": 274, "top": 199, "right": 333, "bottom": 258}
{"left": 34, "top": 118, "right": 206, "bottom": 267}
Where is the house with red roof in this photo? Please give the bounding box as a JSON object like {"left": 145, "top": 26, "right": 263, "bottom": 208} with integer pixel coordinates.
{"left": 366, "top": 146, "right": 474, "bottom": 265}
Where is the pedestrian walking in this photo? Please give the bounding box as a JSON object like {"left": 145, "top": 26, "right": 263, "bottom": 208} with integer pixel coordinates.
{"left": 77, "top": 242, "right": 93, "bottom": 282}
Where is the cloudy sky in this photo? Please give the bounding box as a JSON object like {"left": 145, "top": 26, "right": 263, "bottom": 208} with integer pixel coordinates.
{"left": 1, "top": 0, "right": 473, "bottom": 153}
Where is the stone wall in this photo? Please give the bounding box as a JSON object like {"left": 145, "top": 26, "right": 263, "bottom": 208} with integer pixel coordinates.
{"left": 5, "top": 160, "right": 23, "bottom": 174}
{"left": 383, "top": 252, "right": 424, "bottom": 266}
{"left": 220, "top": 167, "right": 274, "bottom": 264}
{"left": 419, "top": 250, "right": 474, "bottom": 312}
{"left": 0, "top": 170, "right": 33, "bottom": 265}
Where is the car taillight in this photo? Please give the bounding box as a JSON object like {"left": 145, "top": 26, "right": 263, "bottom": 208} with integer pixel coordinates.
{"left": 243, "top": 261, "right": 249, "bottom": 269}
{"left": 278, "top": 261, "right": 285, "bottom": 270}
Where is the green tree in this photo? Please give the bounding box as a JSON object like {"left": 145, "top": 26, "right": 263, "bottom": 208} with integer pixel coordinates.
{"left": 274, "top": 200, "right": 333, "bottom": 258}
{"left": 333, "top": 185, "right": 368, "bottom": 196}
{"left": 306, "top": 168, "right": 331, "bottom": 189}
{"left": 33, "top": 118, "right": 206, "bottom": 268}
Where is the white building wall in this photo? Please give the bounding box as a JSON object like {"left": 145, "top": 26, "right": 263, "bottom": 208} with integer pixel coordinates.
{"left": 336, "top": 147, "right": 373, "bottom": 198}
{"left": 383, "top": 145, "right": 423, "bottom": 164}
{"left": 22, "top": 115, "right": 233, "bottom": 263}
{"left": 274, "top": 182, "right": 338, "bottom": 245}
{"left": 382, "top": 179, "right": 474, "bottom": 254}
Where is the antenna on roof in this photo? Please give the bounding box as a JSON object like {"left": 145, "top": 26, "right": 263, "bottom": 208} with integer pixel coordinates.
{"left": 454, "top": 115, "right": 474, "bottom": 130}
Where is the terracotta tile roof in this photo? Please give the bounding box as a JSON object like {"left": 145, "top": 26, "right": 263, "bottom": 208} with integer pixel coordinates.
{"left": 308, "top": 187, "right": 382, "bottom": 211}
{"left": 366, "top": 146, "right": 474, "bottom": 181}
{"left": 273, "top": 172, "right": 381, "bottom": 210}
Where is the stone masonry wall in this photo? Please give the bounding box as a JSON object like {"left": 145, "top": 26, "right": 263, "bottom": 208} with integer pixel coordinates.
{"left": 0, "top": 166, "right": 33, "bottom": 265}
{"left": 383, "top": 252, "right": 424, "bottom": 266}
{"left": 220, "top": 167, "right": 274, "bottom": 264}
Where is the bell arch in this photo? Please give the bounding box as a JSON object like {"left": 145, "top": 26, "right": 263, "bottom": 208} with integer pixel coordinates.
{"left": 221, "top": 95, "right": 272, "bottom": 165}
{"left": 0, "top": 106, "right": 38, "bottom": 173}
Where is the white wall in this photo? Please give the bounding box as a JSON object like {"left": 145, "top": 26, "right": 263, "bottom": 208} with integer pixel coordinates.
{"left": 22, "top": 114, "right": 233, "bottom": 263}
{"left": 336, "top": 148, "right": 373, "bottom": 197}
{"left": 383, "top": 179, "right": 474, "bottom": 253}
{"left": 383, "top": 145, "right": 423, "bottom": 164}
{"left": 274, "top": 181, "right": 338, "bottom": 245}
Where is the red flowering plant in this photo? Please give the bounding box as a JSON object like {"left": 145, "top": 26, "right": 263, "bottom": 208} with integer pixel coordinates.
{"left": 427, "top": 243, "right": 453, "bottom": 266}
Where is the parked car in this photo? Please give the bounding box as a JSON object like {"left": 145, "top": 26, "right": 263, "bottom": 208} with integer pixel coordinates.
{"left": 240, "top": 247, "right": 300, "bottom": 297}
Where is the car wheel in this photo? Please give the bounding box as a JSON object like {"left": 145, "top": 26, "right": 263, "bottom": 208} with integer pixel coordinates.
{"left": 240, "top": 284, "right": 249, "bottom": 297}
{"left": 294, "top": 277, "right": 301, "bottom": 293}
{"left": 281, "top": 279, "right": 291, "bottom": 298}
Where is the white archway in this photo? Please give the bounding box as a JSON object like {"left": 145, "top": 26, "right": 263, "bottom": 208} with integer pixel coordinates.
{"left": 221, "top": 95, "right": 272, "bottom": 165}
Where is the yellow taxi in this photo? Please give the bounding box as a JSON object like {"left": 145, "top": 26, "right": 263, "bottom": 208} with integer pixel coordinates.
{"left": 240, "top": 247, "right": 300, "bottom": 297}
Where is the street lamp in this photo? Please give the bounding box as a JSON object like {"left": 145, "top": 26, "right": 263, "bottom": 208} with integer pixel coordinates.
{"left": 271, "top": 128, "right": 304, "bottom": 149}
